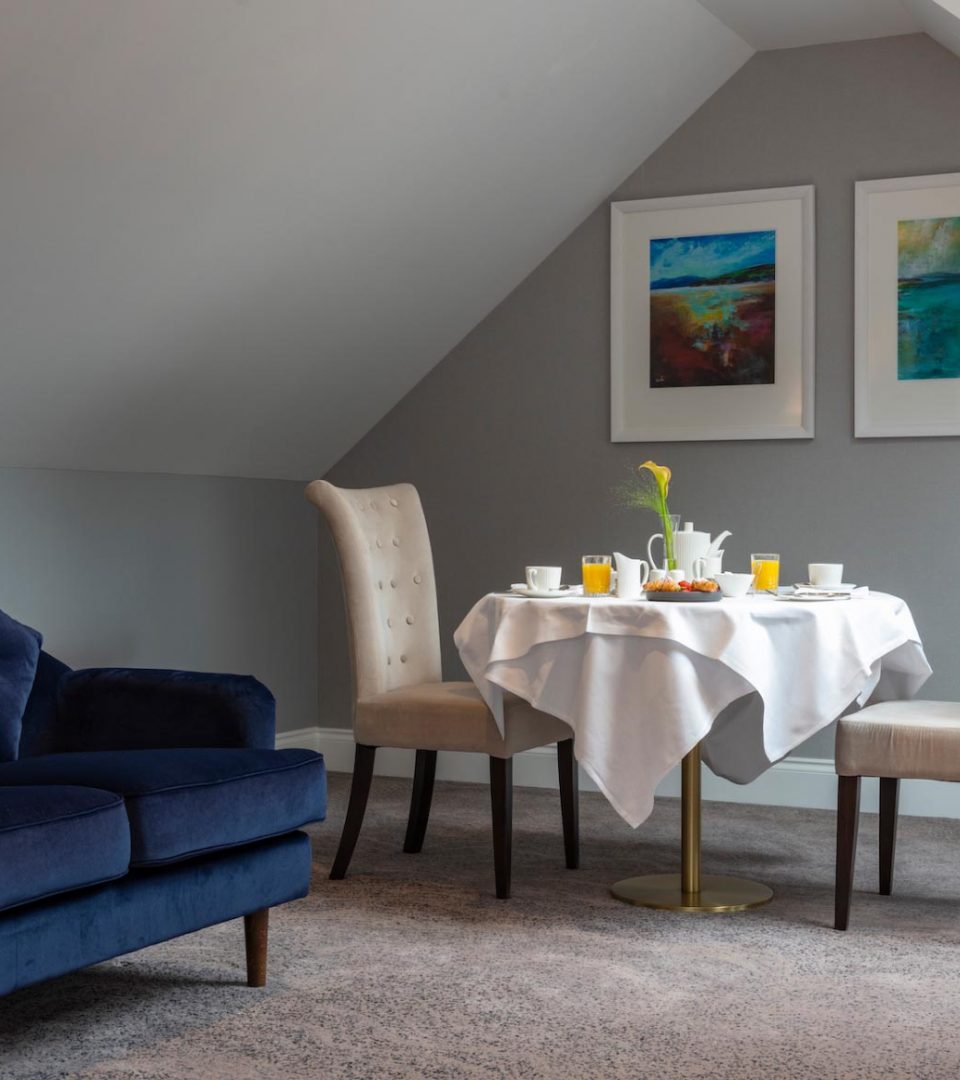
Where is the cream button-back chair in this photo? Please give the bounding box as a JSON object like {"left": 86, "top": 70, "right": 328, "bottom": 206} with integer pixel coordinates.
{"left": 835, "top": 700, "right": 960, "bottom": 929}
{"left": 306, "top": 480, "right": 579, "bottom": 899}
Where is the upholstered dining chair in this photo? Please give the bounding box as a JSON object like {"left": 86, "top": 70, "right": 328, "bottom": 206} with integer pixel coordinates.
{"left": 305, "top": 480, "right": 579, "bottom": 899}
{"left": 835, "top": 700, "right": 960, "bottom": 929}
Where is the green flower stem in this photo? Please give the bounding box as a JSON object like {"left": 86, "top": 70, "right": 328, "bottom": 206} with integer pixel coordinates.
{"left": 664, "top": 519, "right": 677, "bottom": 570}
{"left": 660, "top": 494, "right": 677, "bottom": 570}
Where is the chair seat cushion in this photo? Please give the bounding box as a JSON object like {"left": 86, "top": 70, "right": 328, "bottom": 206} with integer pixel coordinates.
{"left": 0, "top": 785, "right": 130, "bottom": 912}
{"left": 0, "top": 748, "right": 326, "bottom": 867}
{"left": 355, "top": 681, "right": 571, "bottom": 757}
{"left": 836, "top": 700, "right": 960, "bottom": 781}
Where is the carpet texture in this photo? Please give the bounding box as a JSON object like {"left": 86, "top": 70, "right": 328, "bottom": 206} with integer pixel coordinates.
{"left": 2, "top": 774, "right": 959, "bottom": 1079}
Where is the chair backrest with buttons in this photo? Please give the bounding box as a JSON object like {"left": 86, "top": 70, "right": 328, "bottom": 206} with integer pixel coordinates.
{"left": 305, "top": 480, "right": 442, "bottom": 708}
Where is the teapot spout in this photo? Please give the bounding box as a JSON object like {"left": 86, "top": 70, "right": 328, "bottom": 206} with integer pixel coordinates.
{"left": 706, "top": 530, "right": 732, "bottom": 557}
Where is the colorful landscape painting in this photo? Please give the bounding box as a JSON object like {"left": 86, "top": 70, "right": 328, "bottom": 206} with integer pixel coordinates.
{"left": 649, "top": 229, "right": 775, "bottom": 388}
{"left": 897, "top": 216, "right": 960, "bottom": 380}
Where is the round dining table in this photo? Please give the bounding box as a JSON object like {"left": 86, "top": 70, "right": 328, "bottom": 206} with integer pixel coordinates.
{"left": 455, "top": 589, "right": 931, "bottom": 913}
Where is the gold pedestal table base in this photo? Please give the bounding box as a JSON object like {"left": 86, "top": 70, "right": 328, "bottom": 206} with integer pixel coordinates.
{"left": 611, "top": 743, "right": 773, "bottom": 914}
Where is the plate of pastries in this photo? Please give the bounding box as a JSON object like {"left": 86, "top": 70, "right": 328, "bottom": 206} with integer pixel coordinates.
{"left": 644, "top": 578, "right": 722, "bottom": 603}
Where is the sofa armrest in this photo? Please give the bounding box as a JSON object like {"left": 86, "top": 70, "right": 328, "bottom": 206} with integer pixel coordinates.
{"left": 53, "top": 668, "right": 276, "bottom": 752}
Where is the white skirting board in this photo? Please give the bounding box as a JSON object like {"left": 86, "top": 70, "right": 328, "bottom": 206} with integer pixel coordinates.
{"left": 277, "top": 726, "right": 960, "bottom": 820}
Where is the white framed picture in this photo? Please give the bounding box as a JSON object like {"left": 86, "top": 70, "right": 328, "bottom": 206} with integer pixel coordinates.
{"left": 855, "top": 172, "right": 960, "bottom": 437}
{"left": 610, "top": 185, "right": 815, "bottom": 442}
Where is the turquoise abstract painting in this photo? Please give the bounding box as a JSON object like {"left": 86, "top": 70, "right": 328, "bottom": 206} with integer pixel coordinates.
{"left": 898, "top": 216, "right": 960, "bottom": 380}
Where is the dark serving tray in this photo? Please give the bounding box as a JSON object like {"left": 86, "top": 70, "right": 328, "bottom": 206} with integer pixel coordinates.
{"left": 643, "top": 589, "right": 722, "bottom": 603}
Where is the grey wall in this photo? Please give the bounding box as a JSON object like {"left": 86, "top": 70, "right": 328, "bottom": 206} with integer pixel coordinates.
{"left": 0, "top": 468, "right": 317, "bottom": 734}
{"left": 322, "top": 34, "right": 960, "bottom": 760}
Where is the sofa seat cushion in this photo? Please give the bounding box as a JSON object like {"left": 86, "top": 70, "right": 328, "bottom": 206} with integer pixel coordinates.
{"left": 0, "top": 785, "right": 130, "bottom": 912}
{"left": 0, "top": 748, "right": 326, "bottom": 867}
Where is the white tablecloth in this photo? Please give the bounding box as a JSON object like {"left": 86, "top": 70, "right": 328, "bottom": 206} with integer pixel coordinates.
{"left": 454, "top": 592, "right": 931, "bottom": 827}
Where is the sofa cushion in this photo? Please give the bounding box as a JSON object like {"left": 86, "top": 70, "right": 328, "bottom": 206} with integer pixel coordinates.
{"left": 0, "top": 748, "right": 326, "bottom": 867}
{"left": 0, "top": 610, "right": 42, "bottom": 763}
{"left": 18, "top": 651, "right": 72, "bottom": 759}
{"left": 0, "top": 785, "right": 130, "bottom": 912}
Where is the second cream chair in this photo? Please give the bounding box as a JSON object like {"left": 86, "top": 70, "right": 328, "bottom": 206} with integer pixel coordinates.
{"left": 306, "top": 479, "right": 579, "bottom": 899}
{"left": 835, "top": 700, "right": 960, "bottom": 929}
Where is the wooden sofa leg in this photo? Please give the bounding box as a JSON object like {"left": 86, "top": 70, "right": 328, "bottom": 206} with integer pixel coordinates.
{"left": 404, "top": 749, "right": 437, "bottom": 853}
{"left": 835, "top": 775, "right": 861, "bottom": 931}
{"left": 244, "top": 909, "right": 269, "bottom": 987}
{"left": 879, "top": 777, "right": 900, "bottom": 896}
{"left": 330, "top": 744, "right": 377, "bottom": 880}
{"left": 490, "top": 755, "right": 513, "bottom": 899}
{"left": 557, "top": 739, "right": 580, "bottom": 869}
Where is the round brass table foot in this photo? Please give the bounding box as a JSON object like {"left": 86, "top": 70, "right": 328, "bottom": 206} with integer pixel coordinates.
{"left": 610, "top": 873, "right": 773, "bottom": 913}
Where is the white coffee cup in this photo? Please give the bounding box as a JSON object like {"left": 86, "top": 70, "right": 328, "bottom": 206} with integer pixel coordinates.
{"left": 525, "top": 565, "right": 562, "bottom": 592}
{"left": 808, "top": 563, "right": 843, "bottom": 588}
{"left": 714, "top": 572, "right": 754, "bottom": 598}
{"left": 666, "top": 568, "right": 686, "bottom": 584}
{"left": 693, "top": 553, "right": 724, "bottom": 579}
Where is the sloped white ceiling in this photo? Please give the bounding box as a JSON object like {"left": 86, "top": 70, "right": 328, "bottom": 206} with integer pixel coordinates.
{"left": 0, "top": 0, "right": 752, "bottom": 480}
{"left": 904, "top": 0, "right": 960, "bottom": 55}
{"left": 699, "top": 0, "right": 917, "bottom": 49}
{"left": 701, "top": 0, "right": 960, "bottom": 56}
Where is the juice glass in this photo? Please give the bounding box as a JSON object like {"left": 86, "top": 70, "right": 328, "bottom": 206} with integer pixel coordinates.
{"left": 751, "top": 553, "right": 780, "bottom": 593}
{"left": 582, "top": 555, "right": 612, "bottom": 596}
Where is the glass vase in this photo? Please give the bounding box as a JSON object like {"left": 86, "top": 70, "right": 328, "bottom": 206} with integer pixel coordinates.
{"left": 664, "top": 514, "right": 680, "bottom": 571}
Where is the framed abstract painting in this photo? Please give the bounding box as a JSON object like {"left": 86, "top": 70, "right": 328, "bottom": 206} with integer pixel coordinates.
{"left": 856, "top": 173, "right": 960, "bottom": 437}
{"left": 610, "top": 186, "right": 815, "bottom": 441}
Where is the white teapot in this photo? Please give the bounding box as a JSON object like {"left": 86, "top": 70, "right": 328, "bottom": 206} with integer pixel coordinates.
{"left": 648, "top": 523, "right": 731, "bottom": 580}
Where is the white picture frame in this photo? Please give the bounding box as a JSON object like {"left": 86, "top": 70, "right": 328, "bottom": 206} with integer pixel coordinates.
{"left": 855, "top": 172, "right": 960, "bottom": 438}
{"left": 610, "top": 185, "right": 815, "bottom": 442}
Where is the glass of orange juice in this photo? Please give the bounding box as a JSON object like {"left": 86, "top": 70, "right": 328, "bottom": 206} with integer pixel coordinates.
{"left": 751, "top": 553, "right": 780, "bottom": 593}
{"left": 582, "top": 555, "right": 612, "bottom": 596}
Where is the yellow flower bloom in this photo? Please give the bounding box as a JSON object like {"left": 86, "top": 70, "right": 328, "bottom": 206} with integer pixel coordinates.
{"left": 638, "top": 460, "right": 671, "bottom": 498}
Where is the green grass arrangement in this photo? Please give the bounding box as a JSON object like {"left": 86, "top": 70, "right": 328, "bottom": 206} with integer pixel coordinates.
{"left": 614, "top": 460, "right": 677, "bottom": 569}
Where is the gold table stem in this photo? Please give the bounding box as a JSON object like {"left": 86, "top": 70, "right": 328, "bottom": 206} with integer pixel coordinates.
{"left": 610, "top": 740, "right": 773, "bottom": 914}
{"left": 681, "top": 743, "right": 701, "bottom": 896}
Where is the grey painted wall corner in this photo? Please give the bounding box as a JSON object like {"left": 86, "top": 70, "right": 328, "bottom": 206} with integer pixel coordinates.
{"left": 0, "top": 468, "right": 318, "bottom": 734}
{"left": 320, "top": 34, "right": 960, "bottom": 761}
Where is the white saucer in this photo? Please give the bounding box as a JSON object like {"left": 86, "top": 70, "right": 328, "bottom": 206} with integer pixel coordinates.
{"left": 794, "top": 583, "right": 857, "bottom": 593}
{"left": 508, "top": 585, "right": 574, "bottom": 599}
{"left": 776, "top": 593, "right": 852, "bottom": 602}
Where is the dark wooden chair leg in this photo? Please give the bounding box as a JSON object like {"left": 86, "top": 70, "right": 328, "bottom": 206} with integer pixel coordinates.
{"left": 835, "top": 774, "right": 861, "bottom": 931}
{"left": 404, "top": 749, "right": 437, "bottom": 853}
{"left": 557, "top": 738, "right": 579, "bottom": 869}
{"left": 879, "top": 776, "right": 900, "bottom": 896}
{"left": 490, "top": 755, "right": 513, "bottom": 899}
{"left": 330, "top": 743, "right": 377, "bottom": 880}
{"left": 244, "top": 909, "right": 269, "bottom": 987}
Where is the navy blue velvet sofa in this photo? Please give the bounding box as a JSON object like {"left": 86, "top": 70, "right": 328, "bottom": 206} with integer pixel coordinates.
{"left": 0, "top": 612, "right": 326, "bottom": 996}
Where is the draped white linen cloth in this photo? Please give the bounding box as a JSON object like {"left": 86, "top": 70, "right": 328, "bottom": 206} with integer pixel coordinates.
{"left": 454, "top": 592, "right": 931, "bottom": 827}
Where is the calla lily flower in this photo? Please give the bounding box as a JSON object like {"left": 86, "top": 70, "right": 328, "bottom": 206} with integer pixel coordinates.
{"left": 614, "top": 459, "right": 677, "bottom": 569}
{"left": 638, "top": 461, "right": 671, "bottom": 498}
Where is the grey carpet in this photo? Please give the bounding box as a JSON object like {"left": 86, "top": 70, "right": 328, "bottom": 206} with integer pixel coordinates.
{"left": 2, "top": 774, "right": 960, "bottom": 1079}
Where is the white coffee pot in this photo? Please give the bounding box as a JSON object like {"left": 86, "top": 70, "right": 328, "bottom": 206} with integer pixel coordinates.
{"left": 648, "top": 522, "right": 732, "bottom": 579}
{"left": 613, "top": 552, "right": 650, "bottom": 599}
